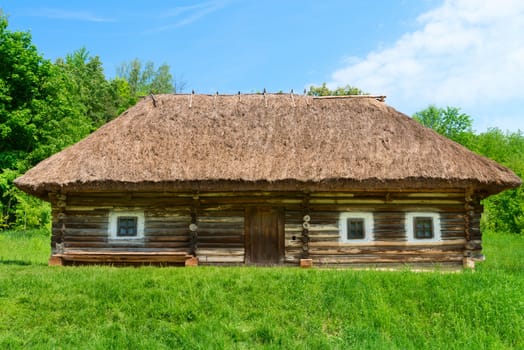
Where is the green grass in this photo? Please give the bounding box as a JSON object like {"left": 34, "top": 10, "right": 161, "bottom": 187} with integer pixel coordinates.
{"left": 0, "top": 230, "right": 523, "bottom": 349}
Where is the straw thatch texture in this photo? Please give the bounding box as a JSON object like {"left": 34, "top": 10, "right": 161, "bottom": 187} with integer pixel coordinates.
{"left": 14, "top": 94, "right": 521, "bottom": 198}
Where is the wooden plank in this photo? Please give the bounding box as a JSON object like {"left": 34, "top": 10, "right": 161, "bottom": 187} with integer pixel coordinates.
{"left": 62, "top": 228, "right": 109, "bottom": 235}
{"left": 197, "top": 227, "right": 244, "bottom": 235}
{"left": 198, "top": 237, "right": 243, "bottom": 244}
{"left": 198, "top": 217, "right": 244, "bottom": 223}
{"left": 196, "top": 248, "right": 244, "bottom": 256}
{"left": 56, "top": 251, "right": 192, "bottom": 265}
{"left": 145, "top": 236, "right": 190, "bottom": 242}
{"left": 309, "top": 239, "right": 466, "bottom": 247}
{"left": 64, "top": 247, "right": 190, "bottom": 253}
{"left": 405, "top": 193, "right": 464, "bottom": 198}
{"left": 198, "top": 255, "right": 244, "bottom": 263}
{"left": 200, "top": 198, "right": 302, "bottom": 206}
{"left": 144, "top": 228, "right": 190, "bottom": 235}
{"left": 145, "top": 221, "right": 190, "bottom": 228}
{"left": 285, "top": 240, "right": 302, "bottom": 248}
{"left": 63, "top": 235, "right": 107, "bottom": 242}
{"left": 312, "top": 254, "right": 463, "bottom": 264}
{"left": 309, "top": 246, "right": 463, "bottom": 255}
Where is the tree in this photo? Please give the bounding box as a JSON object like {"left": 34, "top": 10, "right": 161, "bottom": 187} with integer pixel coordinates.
{"left": 0, "top": 15, "right": 47, "bottom": 170}
{"left": 55, "top": 47, "right": 121, "bottom": 126}
{"left": 412, "top": 106, "right": 474, "bottom": 146}
{"left": 0, "top": 16, "right": 93, "bottom": 229}
{"left": 0, "top": 17, "right": 94, "bottom": 167}
{"left": 116, "top": 59, "right": 181, "bottom": 98}
{"left": 110, "top": 78, "right": 136, "bottom": 114}
{"left": 0, "top": 16, "right": 188, "bottom": 230}
{"left": 307, "top": 83, "right": 366, "bottom": 96}
{"left": 413, "top": 104, "right": 524, "bottom": 234}
{"left": 472, "top": 128, "right": 524, "bottom": 234}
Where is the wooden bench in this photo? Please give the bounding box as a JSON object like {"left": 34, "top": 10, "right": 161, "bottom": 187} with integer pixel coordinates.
{"left": 50, "top": 251, "right": 198, "bottom": 266}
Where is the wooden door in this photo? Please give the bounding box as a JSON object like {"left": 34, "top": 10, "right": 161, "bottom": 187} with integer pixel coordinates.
{"left": 245, "top": 207, "right": 284, "bottom": 265}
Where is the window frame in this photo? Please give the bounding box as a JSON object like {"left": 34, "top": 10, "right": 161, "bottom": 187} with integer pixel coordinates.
{"left": 339, "top": 212, "right": 374, "bottom": 243}
{"left": 108, "top": 210, "right": 145, "bottom": 240}
{"left": 405, "top": 212, "right": 441, "bottom": 243}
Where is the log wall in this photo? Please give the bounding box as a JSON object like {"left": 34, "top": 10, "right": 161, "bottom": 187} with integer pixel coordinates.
{"left": 49, "top": 190, "right": 482, "bottom": 268}
{"left": 196, "top": 210, "right": 244, "bottom": 264}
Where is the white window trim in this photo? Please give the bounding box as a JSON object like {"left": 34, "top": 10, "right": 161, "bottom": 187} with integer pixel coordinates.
{"left": 339, "top": 212, "right": 374, "bottom": 243}
{"left": 108, "top": 210, "right": 145, "bottom": 240}
{"left": 405, "top": 212, "right": 441, "bottom": 243}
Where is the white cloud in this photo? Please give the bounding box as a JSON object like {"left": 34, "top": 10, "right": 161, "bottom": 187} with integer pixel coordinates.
{"left": 327, "top": 0, "right": 524, "bottom": 131}
{"left": 150, "top": 1, "right": 229, "bottom": 32}
{"left": 160, "top": 3, "right": 215, "bottom": 19}
{"left": 30, "top": 8, "right": 113, "bottom": 22}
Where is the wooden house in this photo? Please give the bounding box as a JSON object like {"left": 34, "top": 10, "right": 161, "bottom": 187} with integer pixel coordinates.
{"left": 14, "top": 94, "right": 521, "bottom": 269}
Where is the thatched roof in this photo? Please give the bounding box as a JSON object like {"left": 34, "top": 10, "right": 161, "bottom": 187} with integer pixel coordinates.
{"left": 15, "top": 94, "right": 521, "bottom": 199}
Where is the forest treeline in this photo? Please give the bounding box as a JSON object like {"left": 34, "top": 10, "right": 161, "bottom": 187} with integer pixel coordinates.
{"left": 1, "top": 16, "right": 523, "bottom": 233}
{"left": 412, "top": 106, "right": 524, "bottom": 234}
{"left": 0, "top": 15, "right": 179, "bottom": 229}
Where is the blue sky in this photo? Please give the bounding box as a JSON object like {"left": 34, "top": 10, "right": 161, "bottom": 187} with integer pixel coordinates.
{"left": 1, "top": 0, "right": 523, "bottom": 132}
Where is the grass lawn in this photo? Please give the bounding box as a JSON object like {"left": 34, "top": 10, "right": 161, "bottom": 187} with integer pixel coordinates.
{"left": 0, "top": 229, "right": 523, "bottom": 349}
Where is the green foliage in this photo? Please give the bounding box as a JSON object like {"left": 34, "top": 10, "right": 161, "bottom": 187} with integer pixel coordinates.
{"left": 413, "top": 106, "right": 523, "bottom": 234}
{"left": 0, "top": 16, "right": 184, "bottom": 230}
{"left": 0, "top": 169, "right": 19, "bottom": 228}
{"left": 413, "top": 105, "right": 474, "bottom": 146}
{"left": 0, "top": 15, "right": 92, "bottom": 229}
{"left": 1, "top": 169, "right": 51, "bottom": 231}
{"left": 13, "top": 191, "right": 50, "bottom": 230}
{"left": 307, "top": 82, "right": 366, "bottom": 96}
{"left": 482, "top": 188, "right": 524, "bottom": 234}
{"left": 55, "top": 47, "right": 121, "bottom": 127}
{"left": 0, "top": 18, "right": 94, "bottom": 168}
{"left": 111, "top": 78, "right": 136, "bottom": 114}
{"left": 471, "top": 128, "right": 524, "bottom": 234}
{"left": 0, "top": 230, "right": 523, "bottom": 348}
{"left": 470, "top": 128, "right": 524, "bottom": 172}
{"left": 0, "top": 15, "right": 51, "bottom": 168}
{"left": 116, "top": 59, "right": 178, "bottom": 98}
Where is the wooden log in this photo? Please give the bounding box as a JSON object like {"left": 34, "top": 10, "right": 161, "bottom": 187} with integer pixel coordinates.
{"left": 197, "top": 242, "right": 244, "bottom": 248}
{"left": 63, "top": 235, "right": 107, "bottom": 242}
{"left": 145, "top": 235, "right": 190, "bottom": 242}
{"left": 196, "top": 248, "right": 244, "bottom": 256}
{"left": 198, "top": 255, "right": 245, "bottom": 263}
{"left": 311, "top": 254, "right": 464, "bottom": 264}
{"left": 300, "top": 259, "right": 313, "bottom": 268}
{"left": 56, "top": 251, "right": 193, "bottom": 265}
{"left": 63, "top": 247, "right": 190, "bottom": 253}
{"left": 185, "top": 256, "right": 199, "bottom": 266}
{"left": 48, "top": 255, "right": 63, "bottom": 266}
{"left": 284, "top": 255, "right": 301, "bottom": 263}
{"left": 196, "top": 227, "right": 244, "bottom": 235}
{"left": 198, "top": 217, "right": 244, "bottom": 223}
{"left": 309, "top": 246, "right": 463, "bottom": 255}
{"left": 309, "top": 239, "right": 466, "bottom": 247}
{"left": 285, "top": 240, "right": 302, "bottom": 248}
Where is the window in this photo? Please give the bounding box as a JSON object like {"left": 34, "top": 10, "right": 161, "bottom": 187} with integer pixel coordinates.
{"left": 406, "top": 212, "right": 441, "bottom": 242}
{"left": 414, "top": 217, "right": 433, "bottom": 239}
{"left": 117, "top": 217, "right": 138, "bottom": 237}
{"left": 347, "top": 218, "right": 365, "bottom": 239}
{"left": 109, "top": 210, "right": 144, "bottom": 240}
{"left": 339, "top": 212, "right": 373, "bottom": 243}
